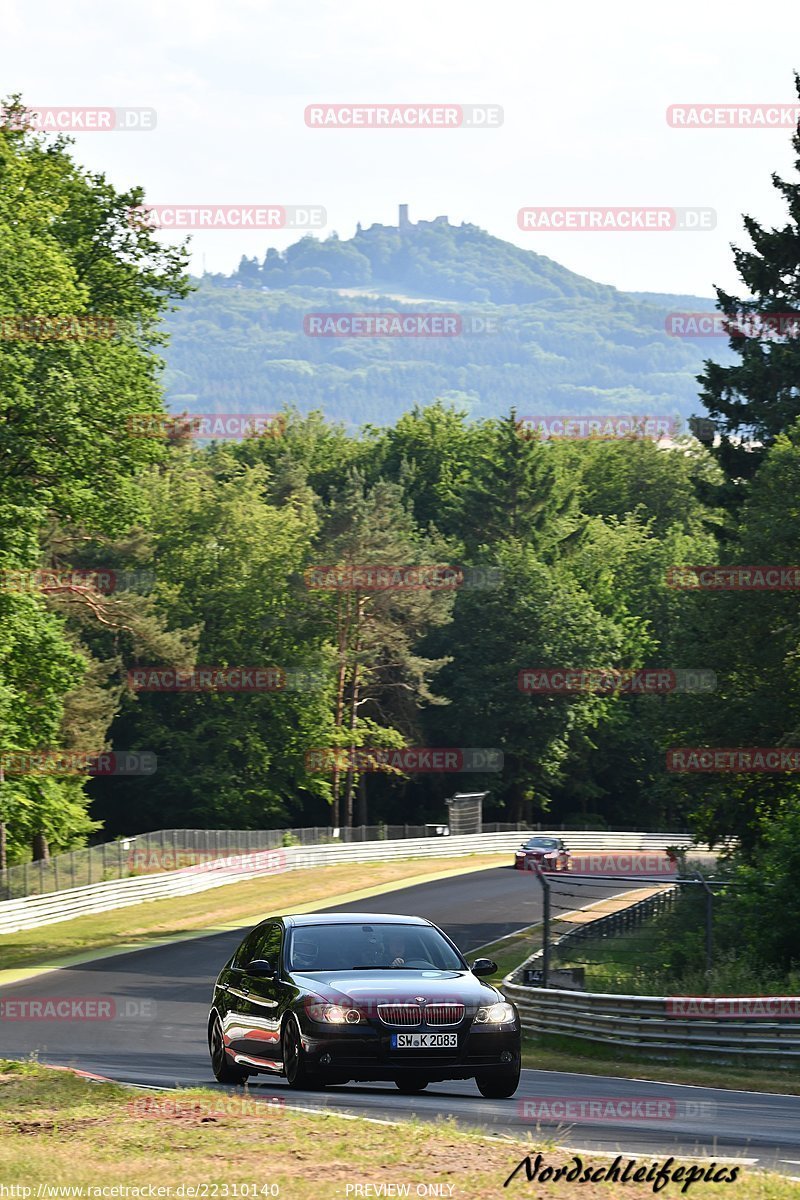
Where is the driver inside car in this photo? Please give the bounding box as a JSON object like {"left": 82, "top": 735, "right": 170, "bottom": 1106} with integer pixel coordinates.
{"left": 386, "top": 931, "right": 410, "bottom": 967}
{"left": 292, "top": 935, "right": 320, "bottom": 970}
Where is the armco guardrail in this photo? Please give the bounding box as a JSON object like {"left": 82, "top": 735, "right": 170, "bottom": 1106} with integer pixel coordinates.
{"left": 503, "top": 888, "right": 800, "bottom": 1059}
{"left": 503, "top": 980, "right": 800, "bottom": 1058}
{"left": 0, "top": 830, "right": 700, "bottom": 936}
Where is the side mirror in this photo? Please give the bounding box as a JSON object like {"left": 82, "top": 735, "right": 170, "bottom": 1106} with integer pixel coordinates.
{"left": 470, "top": 958, "right": 497, "bottom": 977}
{"left": 247, "top": 958, "right": 275, "bottom": 979}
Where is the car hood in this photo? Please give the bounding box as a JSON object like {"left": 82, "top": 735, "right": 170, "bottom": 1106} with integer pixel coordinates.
{"left": 293, "top": 969, "right": 503, "bottom": 1007}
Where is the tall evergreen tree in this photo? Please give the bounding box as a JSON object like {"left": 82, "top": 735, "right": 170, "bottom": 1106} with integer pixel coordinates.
{"left": 698, "top": 74, "right": 800, "bottom": 485}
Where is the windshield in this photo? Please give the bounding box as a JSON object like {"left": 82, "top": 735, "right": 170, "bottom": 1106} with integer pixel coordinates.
{"left": 287, "top": 923, "right": 465, "bottom": 972}
{"left": 525, "top": 837, "right": 560, "bottom": 850}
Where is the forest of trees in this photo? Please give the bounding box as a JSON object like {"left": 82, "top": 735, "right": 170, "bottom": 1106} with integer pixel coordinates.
{"left": 3, "top": 86, "right": 800, "bottom": 974}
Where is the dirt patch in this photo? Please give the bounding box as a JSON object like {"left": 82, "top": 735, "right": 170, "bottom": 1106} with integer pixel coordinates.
{"left": 7, "top": 1117, "right": 104, "bottom": 1136}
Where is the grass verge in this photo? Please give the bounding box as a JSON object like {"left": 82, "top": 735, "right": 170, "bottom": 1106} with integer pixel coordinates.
{"left": 521, "top": 1034, "right": 800, "bottom": 1096}
{"left": 0, "top": 1061, "right": 795, "bottom": 1199}
{"left": 0, "top": 853, "right": 506, "bottom": 975}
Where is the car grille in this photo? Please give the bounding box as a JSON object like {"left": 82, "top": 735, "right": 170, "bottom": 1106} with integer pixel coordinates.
{"left": 377, "top": 1002, "right": 465, "bottom": 1027}
{"left": 424, "top": 1003, "right": 465, "bottom": 1026}
{"left": 377, "top": 1003, "right": 421, "bottom": 1026}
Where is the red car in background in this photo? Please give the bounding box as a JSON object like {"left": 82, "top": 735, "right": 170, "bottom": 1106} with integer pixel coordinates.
{"left": 514, "top": 835, "right": 571, "bottom": 871}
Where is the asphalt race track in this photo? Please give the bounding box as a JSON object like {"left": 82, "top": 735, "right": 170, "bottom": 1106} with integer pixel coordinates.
{"left": 1, "top": 866, "right": 799, "bottom": 1176}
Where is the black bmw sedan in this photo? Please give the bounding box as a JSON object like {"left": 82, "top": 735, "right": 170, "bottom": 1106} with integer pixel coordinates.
{"left": 208, "top": 912, "right": 521, "bottom": 1097}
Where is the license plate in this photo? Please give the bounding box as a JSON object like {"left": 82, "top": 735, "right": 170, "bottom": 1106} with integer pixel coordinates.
{"left": 390, "top": 1033, "right": 458, "bottom": 1049}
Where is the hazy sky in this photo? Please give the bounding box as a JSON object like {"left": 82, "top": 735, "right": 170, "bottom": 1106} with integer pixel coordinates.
{"left": 3, "top": 0, "right": 800, "bottom": 296}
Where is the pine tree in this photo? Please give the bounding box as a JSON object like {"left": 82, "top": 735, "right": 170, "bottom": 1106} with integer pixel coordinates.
{"left": 698, "top": 74, "right": 800, "bottom": 483}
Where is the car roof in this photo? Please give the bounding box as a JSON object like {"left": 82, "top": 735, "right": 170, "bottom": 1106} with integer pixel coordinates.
{"left": 282, "top": 912, "right": 433, "bottom": 928}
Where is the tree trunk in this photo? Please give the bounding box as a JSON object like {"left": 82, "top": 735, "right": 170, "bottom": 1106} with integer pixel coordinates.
{"left": 343, "top": 665, "right": 360, "bottom": 828}
{"left": 508, "top": 769, "right": 526, "bottom": 824}
{"left": 331, "top": 590, "right": 351, "bottom": 828}
{"left": 356, "top": 774, "right": 368, "bottom": 827}
{"left": 343, "top": 600, "right": 363, "bottom": 828}
{"left": 32, "top": 832, "right": 50, "bottom": 862}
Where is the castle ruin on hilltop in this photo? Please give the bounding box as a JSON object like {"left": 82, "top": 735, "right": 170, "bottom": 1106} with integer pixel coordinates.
{"left": 358, "top": 205, "right": 450, "bottom": 235}
{"left": 398, "top": 203, "right": 449, "bottom": 230}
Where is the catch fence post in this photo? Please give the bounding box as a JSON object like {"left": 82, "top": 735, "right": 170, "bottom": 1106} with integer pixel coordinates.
{"left": 694, "top": 871, "right": 714, "bottom": 975}
{"left": 535, "top": 864, "right": 551, "bottom": 988}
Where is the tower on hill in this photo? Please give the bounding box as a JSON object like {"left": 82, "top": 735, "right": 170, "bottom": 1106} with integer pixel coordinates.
{"left": 398, "top": 204, "right": 449, "bottom": 232}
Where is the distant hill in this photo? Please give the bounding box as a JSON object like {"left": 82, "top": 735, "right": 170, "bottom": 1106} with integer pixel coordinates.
{"left": 161, "top": 209, "right": 731, "bottom": 428}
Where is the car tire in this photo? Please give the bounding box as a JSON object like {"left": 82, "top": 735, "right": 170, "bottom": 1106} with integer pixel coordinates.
{"left": 209, "top": 1014, "right": 250, "bottom": 1085}
{"left": 282, "top": 1017, "right": 324, "bottom": 1090}
{"left": 475, "top": 1062, "right": 521, "bottom": 1099}
{"left": 395, "top": 1075, "right": 429, "bottom": 1094}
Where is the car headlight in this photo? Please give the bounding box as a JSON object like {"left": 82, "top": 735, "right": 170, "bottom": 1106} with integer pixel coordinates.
{"left": 308, "top": 1003, "right": 364, "bottom": 1024}
{"left": 474, "top": 1001, "right": 515, "bottom": 1024}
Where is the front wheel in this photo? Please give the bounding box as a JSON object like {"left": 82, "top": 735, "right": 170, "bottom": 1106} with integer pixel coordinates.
{"left": 282, "top": 1018, "right": 325, "bottom": 1090}
{"left": 209, "top": 1014, "right": 250, "bottom": 1085}
{"left": 475, "top": 1062, "right": 520, "bottom": 1099}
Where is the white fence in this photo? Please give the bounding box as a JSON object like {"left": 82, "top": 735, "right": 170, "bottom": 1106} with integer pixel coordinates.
{"left": 0, "top": 830, "right": 700, "bottom": 936}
